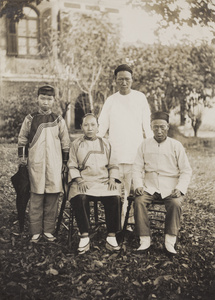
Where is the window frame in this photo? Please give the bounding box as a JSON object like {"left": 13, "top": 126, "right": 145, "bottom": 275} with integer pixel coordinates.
{"left": 6, "top": 5, "right": 40, "bottom": 58}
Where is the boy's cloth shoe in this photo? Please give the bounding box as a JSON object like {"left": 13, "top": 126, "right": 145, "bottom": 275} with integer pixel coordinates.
{"left": 137, "top": 236, "right": 151, "bottom": 251}
{"left": 126, "top": 226, "right": 133, "bottom": 232}
{"left": 106, "top": 236, "right": 120, "bottom": 251}
{"left": 44, "top": 233, "right": 56, "bottom": 242}
{"left": 165, "top": 234, "right": 177, "bottom": 254}
{"left": 30, "top": 234, "right": 41, "bottom": 243}
{"left": 78, "top": 237, "right": 90, "bottom": 254}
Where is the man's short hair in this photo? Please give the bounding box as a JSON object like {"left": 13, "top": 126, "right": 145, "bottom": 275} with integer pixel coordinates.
{"left": 38, "top": 85, "right": 55, "bottom": 96}
{"left": 151, "top": 111, "right": 169, "bottom": 123}
{"left": 114, "top": 64, "right": 133, "bottom": 76}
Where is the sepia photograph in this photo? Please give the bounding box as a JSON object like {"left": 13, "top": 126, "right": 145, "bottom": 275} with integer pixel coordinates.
{"left": 0, "top": 0, "right": 214, "bottom": 299}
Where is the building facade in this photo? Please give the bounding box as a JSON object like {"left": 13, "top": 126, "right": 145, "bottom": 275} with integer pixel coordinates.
{"left": 0, "top": 0, "right": 125, "bottom": 130}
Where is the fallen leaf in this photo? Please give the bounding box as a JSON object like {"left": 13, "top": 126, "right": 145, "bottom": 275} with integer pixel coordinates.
{"left": 93, "top": 260, "right": 103, "bottom": 268}
{"left": 45, "top": 268, "right": 59, "bottom": 275}
{"left": 19, "top": 283, "right": 27, "bottom": 290}
{"left": 133, "top": 280, "right": 141, "bottom": 286}
{"left": 153, "top": 276, "right": 163, "bottom": 286}
{"left": 36, "top": 260, "right": 47, "bottom": 267}
{"left": 86, "top": 278, "right": 93, "bottom": 285}
{"left": 162, "top": 261, "right": 173, "bottom": 267}
{"left": 94, "top": 291, "right": 103, "bottom": 296}
{"left": 163, "top": 275, "right": 173, "bottom": 281}
{"left": 0, "top": 237, "right": 10, "bottom": 243}
{"left": 107, "top": 253, "right": 118, "bottom": 260}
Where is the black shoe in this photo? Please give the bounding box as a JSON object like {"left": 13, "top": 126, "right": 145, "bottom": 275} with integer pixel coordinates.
{"left": 164, "top": 247, "right": 177, "bottom": 257}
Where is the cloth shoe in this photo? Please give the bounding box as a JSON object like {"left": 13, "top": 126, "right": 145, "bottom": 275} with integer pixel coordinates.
{"left": 165, "top": 234, "right": 177, "bottom": 254}
{"left": 126, "top": 226, "right": 133, "bottom": 232}
{"left": 30, "top": 234, "right": 41, "bottom": 243}
{"left": 78, "top": 237, "right": 90, "bottom": 254}
{"left": 137, "top": 236, "right": 151, "bottom": 251}
{"left": 106, "top": 236, "right": 120, "bottom": 251}
{"left": 44, "top": 232, "right": 56, "bottom": 242}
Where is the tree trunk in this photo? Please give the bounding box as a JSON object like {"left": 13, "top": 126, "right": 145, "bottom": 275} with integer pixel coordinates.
{"left": 180, "top": 95, "right": 186, "bottom": 125}
{"left": 88, "top": 93, "right": 94, "bottom": 114}
{"left": 192, "top": 118, "right": 202, "bottom": 137}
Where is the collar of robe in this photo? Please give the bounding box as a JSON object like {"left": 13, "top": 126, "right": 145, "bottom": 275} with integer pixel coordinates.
{"left": 38, "top": 108, "right": 52, "bottom": 115}
{"left": 84, "top": 135, "right": 98, "bottom": 141}
{"left": 153, "top": 136, "right": 168, "bottom": 144}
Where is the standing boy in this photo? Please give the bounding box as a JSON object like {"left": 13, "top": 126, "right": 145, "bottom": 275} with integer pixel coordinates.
{"left": 18, "top": 85, "right": 70, "bottom": 242}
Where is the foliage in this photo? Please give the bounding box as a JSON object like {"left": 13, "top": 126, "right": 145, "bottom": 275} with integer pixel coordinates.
{"left": 0, "top": 137, "right": 215, "bottom": 299}
{"left": 0, "top": 0, "right": 45, "bottom": 21}
{"left": 65, "top": 12, "right": 121, "bottom": 112}
{"left": 129, "top": 0, "right": 215, "bottom": 27}
{"left": 1, "top": 0, "right": 214, "bottom": 28}
{"left": 0, "top": 84, "right": 38, "bottom": 139}
{"left": 1, "top": 41, "right": 214, "bottom": 137}
{"left": 123, "top": 43, "right": 215, "bottom": 125}
{"left": 189, "top": 43, "right": 215, "bottom": 89}
{"left": 40, "top": 12, "right": 121, "bottom": 118}
{"left": 0, "top": 83, "right": 63, "bottom": 139}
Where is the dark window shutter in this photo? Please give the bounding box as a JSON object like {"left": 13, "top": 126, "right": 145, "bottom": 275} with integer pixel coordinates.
{"left": 6, "top": 19, "right": 18, "bottom": 56}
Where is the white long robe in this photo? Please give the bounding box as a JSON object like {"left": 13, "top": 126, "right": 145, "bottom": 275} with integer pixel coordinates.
{"left": 98, "top": 89, "right": 153, "bottom": 164}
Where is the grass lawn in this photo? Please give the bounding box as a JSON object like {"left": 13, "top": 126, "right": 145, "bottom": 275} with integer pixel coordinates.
{"left": 0, "top": 136, "right": 215, "bottom": 300}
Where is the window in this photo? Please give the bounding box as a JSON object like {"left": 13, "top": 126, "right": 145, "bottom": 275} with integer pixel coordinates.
{"left": 7, "top": 6, "right": 39, "bottom": 56}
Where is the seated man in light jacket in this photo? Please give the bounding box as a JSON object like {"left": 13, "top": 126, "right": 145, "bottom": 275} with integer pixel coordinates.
{"left": 132, "top": 111, "right": 192, "bottom": 255}
{"left": 68, "top": 113, "right": 121, "bottom": 254}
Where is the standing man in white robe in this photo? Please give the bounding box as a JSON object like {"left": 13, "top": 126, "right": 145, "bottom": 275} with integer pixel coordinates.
{"left": 98, "top": 64, "right": 153, "bottom": 227}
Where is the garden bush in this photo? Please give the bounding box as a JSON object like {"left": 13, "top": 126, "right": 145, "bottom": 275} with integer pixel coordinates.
{"left": 0, "top": 83, "right": 62, "bottom": 140}
{"left": 0, "top": 84, "right": 38, "bottom": 140}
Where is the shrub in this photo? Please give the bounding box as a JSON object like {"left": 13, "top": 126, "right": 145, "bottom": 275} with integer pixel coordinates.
{"left": 0, "top": 83, "right": 64, "bottom": 140}
{"left": 0, "top": 84, "right": 38, "bottom": 139}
